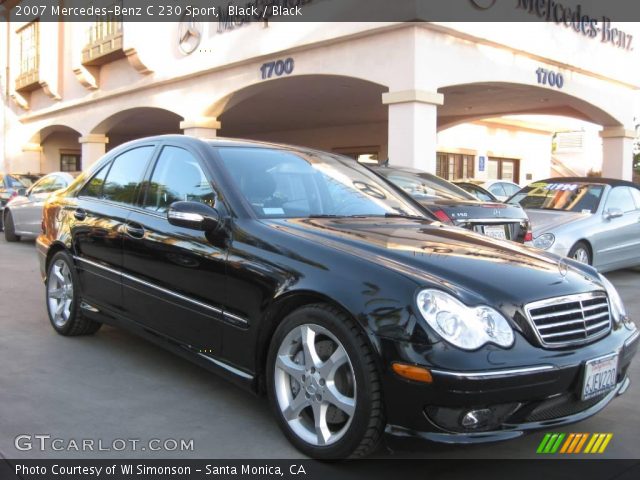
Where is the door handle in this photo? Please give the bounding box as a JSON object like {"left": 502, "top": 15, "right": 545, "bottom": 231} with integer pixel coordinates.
{"left": 125, "top": 223, "right": 145, "bottom": 239}
{"left": 73, "top": 208, "right": 87, "bottom": 221}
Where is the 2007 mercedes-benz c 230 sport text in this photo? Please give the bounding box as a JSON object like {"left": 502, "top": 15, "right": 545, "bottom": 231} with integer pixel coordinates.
{"left": 37, "top": 136, "right": 638, "bottom": 459}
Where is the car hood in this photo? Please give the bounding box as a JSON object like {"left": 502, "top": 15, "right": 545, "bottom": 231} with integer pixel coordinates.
{"left": 271, "top": 217, "right": 601, "bottom": 306}
{"left": 525, "top": 209, "right": 590, "bottom": 236}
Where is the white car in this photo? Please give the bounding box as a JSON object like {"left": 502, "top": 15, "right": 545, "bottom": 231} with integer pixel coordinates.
{"left": 3, "top": 172, "right": 74, "bottom": 241}
{"left": 480, "top": 180, "right": 522, "bottom": 202}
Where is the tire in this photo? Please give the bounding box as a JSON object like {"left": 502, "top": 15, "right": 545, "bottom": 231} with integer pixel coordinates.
{"left": 267, "top": 303, "right": 384, "bottom": 459}
{"left": 45, "top": 251, "right": 102, "bottom": 336}
{"left": 4, "top": 210, "right": 20, "bottom": 242}
{"left": 568, "top": 241, "right": 592, "bottom": 265}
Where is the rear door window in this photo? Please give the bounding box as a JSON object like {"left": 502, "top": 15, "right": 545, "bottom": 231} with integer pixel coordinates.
{"left": 101, "top": 147, "right": 154, "bottom": 205}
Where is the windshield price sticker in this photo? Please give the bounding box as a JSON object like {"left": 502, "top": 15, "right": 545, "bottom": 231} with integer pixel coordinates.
{"left": 547, "top": 183, "right": 578, "bottom": 191}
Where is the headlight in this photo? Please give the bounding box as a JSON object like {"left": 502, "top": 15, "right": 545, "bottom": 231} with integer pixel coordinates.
{"left": 533, "top": 233, "right": 555, "bottom": 250}
{"left": 599, "top": 274, "right": 635, "bottom": 330}
{"left": 416, "top": 289, "right": 514, "bottom": 350}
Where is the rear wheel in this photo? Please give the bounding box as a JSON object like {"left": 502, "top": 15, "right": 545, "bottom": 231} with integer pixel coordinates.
{"left": 46, "top": 251, "right": 102, "bottom": 336}
{"left": 568, "top": 241, "right": 592, "bottom": 265}
{"left": 3, "top": 210, "right": 20, "bottom": 242}
{"left": 267, "top": 304, "right": 384, "bottom": 459}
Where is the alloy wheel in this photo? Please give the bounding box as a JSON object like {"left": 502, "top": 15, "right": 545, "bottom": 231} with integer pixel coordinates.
{"left": 47, "top": 259, "right": 74, "bottom": 327}
{"left": 274, "top": 323, "right": 356, "bottom": 446}
{"left": 573, "top": 248, "right": 590, "bottom": 264}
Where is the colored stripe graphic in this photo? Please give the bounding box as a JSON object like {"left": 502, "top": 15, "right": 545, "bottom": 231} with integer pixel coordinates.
{"left": 537, "top": 433, "right": 565, "bottom": 453}
{"left": 537, "top": 433, "right": 613, "bottom": 454}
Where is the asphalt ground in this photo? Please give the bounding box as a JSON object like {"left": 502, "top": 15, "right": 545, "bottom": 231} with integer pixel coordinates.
{"left": 0, "top": 236, "right": 638, "bottom": 460}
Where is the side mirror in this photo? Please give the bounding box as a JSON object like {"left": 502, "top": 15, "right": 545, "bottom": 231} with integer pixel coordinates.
{"left": 167, "top": 201, "right": 220, "bottom": 232}
{"left": 604, "top": 208, "right": 623, "bottom": 220}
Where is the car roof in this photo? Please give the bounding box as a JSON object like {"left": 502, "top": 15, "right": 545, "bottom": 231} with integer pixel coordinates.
{"left": 529, "top": 177, "right": 639, "bottom": 189}
{"left": 109, "top": 134, "right": 338, "bottom": 158}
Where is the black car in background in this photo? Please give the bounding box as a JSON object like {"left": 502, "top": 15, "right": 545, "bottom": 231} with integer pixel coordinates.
{"left": 374, "top": 166, "right": 531, "bottom": 243}
{"left": 0, "top": 173, "right": 42, "bottom": 230}
{"left": 37, "top": 136, "right": 637, "bottom": 459}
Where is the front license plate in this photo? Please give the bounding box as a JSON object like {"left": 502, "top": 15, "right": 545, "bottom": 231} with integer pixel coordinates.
{"left": 582, "top": 353, "right": 618, "bottom": 401}
{"left": 483, "top": 225, "right": 507, "bottom": 240}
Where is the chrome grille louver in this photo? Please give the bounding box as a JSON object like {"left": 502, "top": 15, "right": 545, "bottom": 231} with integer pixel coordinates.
{"left": 524, "top": 292, "right": 611, "bottom": 348}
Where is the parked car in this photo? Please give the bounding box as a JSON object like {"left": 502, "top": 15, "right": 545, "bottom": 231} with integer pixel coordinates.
{"left": 0, "top": 173, "right": 43, "bottom": 231}
{"left": 37, "top": 136, "right": 637, "bottom": 459}
{"left": 3, "top": 172, "right": 74, "bottom": 242}
{"left": 458, "top": 179, "right": 521, "bottom": 201}
{"left": 373, "top": 166, "right": 531, "bottom": 242}
{"left": 507, "top": 177, "right": 640, "bottom": 272}
{"left": 454, "top": 181, "right": 500, "bottom": 202}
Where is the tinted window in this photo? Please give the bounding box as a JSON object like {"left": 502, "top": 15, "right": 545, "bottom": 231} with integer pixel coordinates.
{"left": 605, "top": 187, "right": 636, "bottom": 213}
{"left": 501, "top": 183, "right": 520, "bottom": 196}
{"left": 488, "top": 183, "right": 506, "bottom": 197}
{"left": 376, "top": 169, "right": 477, "bottom": 201}
{"left": 79, "top": 164, "right": 109, "bottom": 198}
{"left": 144, "top": 146, "right": 215, "bottom": 212}
{"left": 102, "top": 147, "right": 154, "bottom": 205}
{"left": 465, "top": 185, "right": 495, "bottom": 202}
{"left": 216, "top": 147, "right": 424, "bottom": 219}
{"left": 509, "top": 181, "right": 604, "bottom": 213}
{"left": 6, "top": 175, "right": 27, "bottom": 188}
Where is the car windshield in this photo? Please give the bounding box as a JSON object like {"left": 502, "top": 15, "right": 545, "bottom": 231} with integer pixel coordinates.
{"left": 375, "top": 168, "right": 477, "bottom": 201}
{"left": 6, "top": 175, "right": 30, "bottom": 188}
{"left": 508, "top": 181, "right": 605, "bottom": 213}
{"left": 215, "top": 147, "right": 426, "bottom": 219}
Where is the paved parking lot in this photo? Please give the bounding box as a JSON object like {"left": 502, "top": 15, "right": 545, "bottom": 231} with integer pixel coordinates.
{"left": 0, "top": 236, "right": 638, "bottom": 460}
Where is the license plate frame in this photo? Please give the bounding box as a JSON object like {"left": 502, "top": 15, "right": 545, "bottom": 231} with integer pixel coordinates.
{"left": 581, "top": 353, "right": 618, "bottom": 401}
{"left": 482, "top": 225, "right": 508, "bottom": 240}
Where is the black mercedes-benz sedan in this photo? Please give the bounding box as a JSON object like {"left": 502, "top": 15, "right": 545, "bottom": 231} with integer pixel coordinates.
{"left": 373, "top": 166, "right": 531, "bottom": 243}
{"left": 37, "top": 136, "right": 637, "bottom": 459}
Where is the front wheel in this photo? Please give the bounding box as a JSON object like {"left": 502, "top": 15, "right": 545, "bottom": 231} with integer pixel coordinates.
{"left": 4, "top": 210, "right": 20, "bottom": 242}
{"left": 267, "top": 304, "right": 384, "bottom": 459}
{"left": 568, "top": 241, "right": 592, "bottom": 265}
{"left": 46, "top": 251, "right": 102, "bottom": 336}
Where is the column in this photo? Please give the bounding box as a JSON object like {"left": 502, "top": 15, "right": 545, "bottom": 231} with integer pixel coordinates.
{"left": 79, "top": 134, "right": 109, "bottom": 170}
{"left": 180, "top": 117, "right": 221, "bottom": 139}
{"left": 383, "top": 90, "right": 443, "bottom": 173}
{"left": 600, "top": 127, "right": 635, "bottom": 180}
{"left": 20, "top": 143, "right": 43, "bottom": 173}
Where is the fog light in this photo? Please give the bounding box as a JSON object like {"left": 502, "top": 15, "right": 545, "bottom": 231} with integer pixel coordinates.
{"left": 461, "top": 409, "right": 492, "bottom": 429}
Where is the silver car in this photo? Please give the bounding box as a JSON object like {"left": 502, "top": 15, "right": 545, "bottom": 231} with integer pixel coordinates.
{"left": 3, "top": 172, "right": 74, "bottom": 242}
{"left": 508, "top": 177, "right": 640, "bottom": 272}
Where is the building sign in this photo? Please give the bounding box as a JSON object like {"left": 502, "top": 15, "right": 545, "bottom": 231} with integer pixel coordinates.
{"left": 515, "top": 0, "right": 634, "bottom": 51}
{"left": 260, "top": 58, "right": 295, "bottom": 79}
{"left": 535, "top": 67, "right": 564, "bottom": 88}
{"left": 472, "top": 0, "right": 633, "bottom": 51}
{"left": 479, "top": 156, "right": 486, "bottom": 172}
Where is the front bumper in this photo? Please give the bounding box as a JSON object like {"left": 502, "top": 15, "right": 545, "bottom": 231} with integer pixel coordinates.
{"left": 380, "top": 326, "right": 639, "bottom": 444}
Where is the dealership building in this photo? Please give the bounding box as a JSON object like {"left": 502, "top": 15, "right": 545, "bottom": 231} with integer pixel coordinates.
{"left": 1, "top": 2, "right": 639, "bottom": 184}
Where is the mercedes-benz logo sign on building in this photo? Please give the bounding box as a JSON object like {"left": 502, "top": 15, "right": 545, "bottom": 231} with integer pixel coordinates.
{"left": 470, "top": 0, "right": 497, "bottom": 9}
{"left": 178, "top": 20, "right": 202, "bottom": 55}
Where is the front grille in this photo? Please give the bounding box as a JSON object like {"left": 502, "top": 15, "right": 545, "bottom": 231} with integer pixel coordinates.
{"left": 524, "top": 292, "right": 611, "bottom": 348}
{"left": 525, "top": 392, "right": 608, "bottom": 422}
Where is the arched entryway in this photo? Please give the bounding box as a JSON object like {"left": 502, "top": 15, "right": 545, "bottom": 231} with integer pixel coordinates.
{"left": 210, "top": 75, "right": 389, "bottom": 163}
